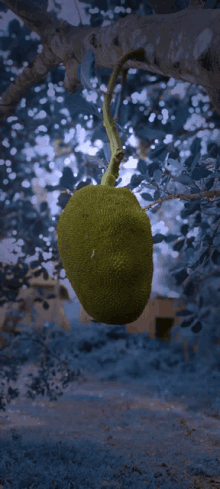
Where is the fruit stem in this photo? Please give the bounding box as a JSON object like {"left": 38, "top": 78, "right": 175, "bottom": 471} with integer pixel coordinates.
{"left": 101, "top": 48, "right": 145, "bottom": 187}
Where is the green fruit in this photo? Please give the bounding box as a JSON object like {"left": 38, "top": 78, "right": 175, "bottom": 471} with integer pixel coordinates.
{"left": 57, "top": 184, "right": 153, "bottom": 325}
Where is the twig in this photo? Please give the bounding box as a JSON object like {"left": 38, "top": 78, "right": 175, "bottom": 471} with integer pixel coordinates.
{"left": 143, "top": 189, "right": 220, "bottom": 211}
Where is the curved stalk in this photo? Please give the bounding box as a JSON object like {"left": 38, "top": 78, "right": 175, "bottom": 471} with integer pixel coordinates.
{"left": 101, "top": 48, "right": 145, "bottom": 186}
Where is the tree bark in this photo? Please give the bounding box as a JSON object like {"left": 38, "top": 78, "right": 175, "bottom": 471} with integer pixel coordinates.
{"left": 0, "top": 0, "right": 220, "bottom": 121}
{"left": 148, "top": 0, "right": 204, "bottom": 15}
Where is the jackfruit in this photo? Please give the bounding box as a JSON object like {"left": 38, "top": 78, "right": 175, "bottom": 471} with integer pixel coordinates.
{"left": 57, "top": 184, "right": 153, "bottom": 325}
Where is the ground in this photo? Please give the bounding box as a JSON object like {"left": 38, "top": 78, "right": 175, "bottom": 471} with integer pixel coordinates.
{"left": 0, "top": 321, "right": 220, "bottom": 489}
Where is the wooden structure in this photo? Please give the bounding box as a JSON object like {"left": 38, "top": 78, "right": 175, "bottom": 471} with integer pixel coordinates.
{"left": 79, "top": 296, "right": 185, "bottom": 342}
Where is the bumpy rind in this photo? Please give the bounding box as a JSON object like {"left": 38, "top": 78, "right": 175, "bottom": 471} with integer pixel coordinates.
{"left": 57, "top": 184, "right": 153, "bottom": 325}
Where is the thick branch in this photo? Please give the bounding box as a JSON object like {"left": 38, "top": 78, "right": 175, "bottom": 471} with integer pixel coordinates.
{"left": 0, "top": 46, "right": 60, "bottom": 120}
{"left": 65, "top": 7, "right": 220, "bottom": 91}
{"left": 0, "top": 2, "right": 220, "bottom": 121}
{"left": 0, "top": 0, "right": 63, "bottom": 37}
{"left": 148, "top": 0, "right": 204, "bottom": 14}
{"left": 143, "top": 190, "right": 220, "bottom": 210}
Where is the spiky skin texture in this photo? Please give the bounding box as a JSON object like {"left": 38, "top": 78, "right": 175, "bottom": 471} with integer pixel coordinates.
{"left": 57, "top": 184, "right": 153, "bottom": 325}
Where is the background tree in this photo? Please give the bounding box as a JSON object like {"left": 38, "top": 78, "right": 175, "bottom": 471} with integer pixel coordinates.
{"left": 0, "top": 0, "right": 220, "bottom": 410}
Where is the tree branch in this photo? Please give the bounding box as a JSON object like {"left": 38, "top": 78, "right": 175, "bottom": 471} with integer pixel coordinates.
{"left": 0, "top": 46, "right": 60, "bottom": 120}
{"left": 1, "top": 0, "right": 61, "bottom": 37}
{"left": 148, "top": 0, "right": 204, "bottom": 15}
{"left": 143, "top": 190, "right": 220, "bottom": 211}
{"left": 0, "top": 1, "right": 220, "bottom": 121}
{"left": 63, "top": 7, "right": 220, "bottom": 90}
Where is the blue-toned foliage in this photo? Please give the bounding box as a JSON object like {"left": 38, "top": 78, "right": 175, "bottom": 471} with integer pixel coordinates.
{"left": 78, "top": 49, "right": 101, "bottom": 93}
{"left": 153, "top": 233, "right": 165, "bottom": 244}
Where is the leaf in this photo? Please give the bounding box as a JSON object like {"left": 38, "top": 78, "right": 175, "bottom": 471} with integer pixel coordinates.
{"left": 103, "top": 142, "right": 111, "bottom": 163}
{"left": 184, "top": 280, "right": 195, "bottom": 297}
{"left": 185, "top": 248, "right": 195, "bottom": 263}
{"left": 183, "top": 201, "right": 200, "bottom": 216}
{"left": 199, "top": 250, "right": 209, "bottom": 265}
{"left": 59, "top": 167, "right": 75, "bottom": 191}
{"left": 190, "top": 152, "right": 201, "bottom": 174}
{"left": 200, "top": 308, "right": 210, "bottom": 320}
{"left": 173, "top": 268, "right": 188, "bottom": 285}
{"left": 153, "top": 233, "right": 165, "bottom": 244}
{"left": 191, "top": 167, "right": 212, "bottom": 181}
{"left": 173, "top": 239, "right": 185, "bottom": 252}
{"left": 148, "top": 161, "right": 160, "bottom": 177}
{"left": 129, "top": 173, "right": 145, "bottom": 189}
{"left": 137, "top": 158, "right": 148, "bottom": 175}
{"left": 8, "top": 19, "right": 21, "bottom": 37}
{"left": 33, "top": 219, "right": 44, "bottom": 236}
{"left": 205, "top": 177, "right": 215, "bottom": 191}
{"left": 167, "top": 158, "right": 182, "bottom": 170}
{"left": 57, "top": 193, "right": 71, "bottom": 210}
{"left": 176, "top": 309, "right": 194, "bottom": 317}
{"left": 39, "top": 201, "right": 48, "bottom": 213}
{"left": 148, "top": 143, "right": 167, "bottom": 158}
{"left": 78, "top": 49, "right": 101, "bottom": 93}
{"left": 141, "top": 192, "right": 154, "bottom": 201}
{"left": 83, "top": 154, "right": 106, "bottom": 169}
{"left": 30, "top": 260, "right": 41, "bottom": 269}
{"left": 171, "top": 105, "right": 190, "bottom": 133}
{"left": 153, "top": 169, "right": 162, "bottom": 182}
{"left": 190, "top": 136, "right": 201, "bottom": 157}
{"left": 174, "top": 174, "right": 192, "bottom": 185}
{"left": 68, "top": 92, "right": 101, "bottom": 119}
{"left": 191, "top": 321, "right": 202, "bottom": 334}
{"left": 211, "top": 249, "right": 220, "bottom": 265}
{"left": 180, "top": 224, "right": 189, "bottom": 236}
{"left": 165, "top": 234, "right": 179, "bottom": 243}
{"left": 135, "top": 125, "right": 166, "bottom": 141}
{"left": 180, "top": 317, "right": 196, "bottom": 328}
{"left": 42, "top": 268, "right": 49, "bottom": 281}
{"left": 154, "top": 190, "right": 161, "bottom": 200}
{"left": 34, "top": 269, "right": 43, "bottom": 278}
